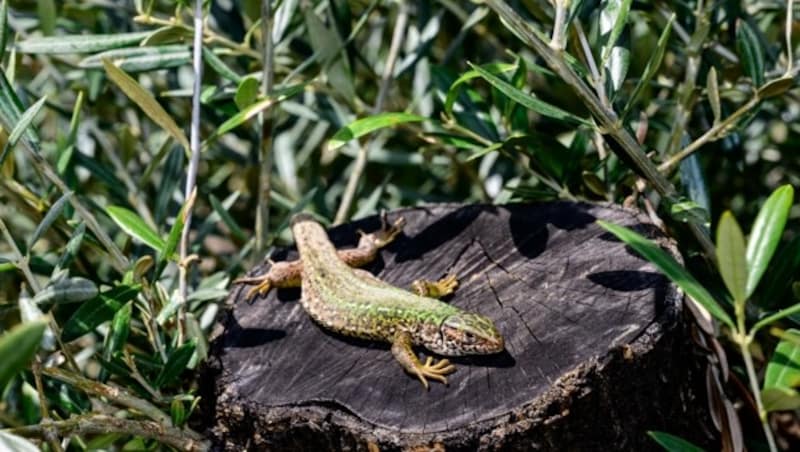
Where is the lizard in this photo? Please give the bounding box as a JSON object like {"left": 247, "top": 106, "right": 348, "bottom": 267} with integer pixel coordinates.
{"left": 235, "top": 212, "right": 505, "bottom": 389}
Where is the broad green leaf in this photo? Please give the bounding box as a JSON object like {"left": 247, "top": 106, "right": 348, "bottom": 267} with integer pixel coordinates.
{"left": 106, "top": 205, "right": 165, "bottom": 252}
{"left": 647, "top": 431, "right": 705, "bottom": 452}
{"left": 0, "top": 320, "right": 47, "bottom": 390}
{"left": 327, "top": 112, "right": 426, "bottom": 151}
{"left": 0, "top": 431, "right": 39, "bottom": 452}
{"left": 206, "top": 83, "right": 307, "bottom": 143}
{"left": 761, "top": 386, "right": 800, "bottom": 412}
{"left": 598, "top": 221, "right": 734, "bottom": 328}
{"left": 29, "top": 190, "right": 71, "bottom": 248}
{"left": 622, "top": 15, "right": 673, "bottom": 119}
{"left": 600, "top": 0, "right": 632, "bottom": 64}
{"left": 234, "top": 76, "right": 260, "bottom": 110}
{"left": 764, "top": 329, "right": 800, "bottom": 391}
{"left": 81, "top": 46, "right": 191, "bottom": 72}
{"left": 16, "top": 31, "right": 149, "bottom": 54}
{"left": 746, "top": 185, "right": 794, "bottom": 297}
{"left": 716, "top": 212, "right": 748, "bottom": 305}
{"left": 468, "top": 62, "right": 591, "bottom": 125}
{"left": 155, "top": 340, "right": 196, "bottom": 388}
{"left": 62, "top": 285, "right": 140, "bottom": 341}
{"left": 669, "top": 200, "right": 710, "bottom": 228}
{"left": 32, "top": 277, "right": 98, "bottom": 306}
{"left": 102, "top": 58, "right": 190, "bottom": 152}
{"left": 736, "top": 20, "right": 765, "bottom": 87}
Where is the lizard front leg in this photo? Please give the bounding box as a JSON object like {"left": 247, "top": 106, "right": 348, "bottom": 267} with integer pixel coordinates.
{"left": 391, "top": 330, "right": 456, "bottom": 390}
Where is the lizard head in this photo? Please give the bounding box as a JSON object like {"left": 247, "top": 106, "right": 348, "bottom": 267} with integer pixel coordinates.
{"left": 432, "top": 312, "right": 504, "bottom": 356}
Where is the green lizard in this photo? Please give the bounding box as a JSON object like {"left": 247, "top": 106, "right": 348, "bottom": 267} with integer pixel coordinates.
{"left": 236, "top": 212, "right": 505, "bottom": 389}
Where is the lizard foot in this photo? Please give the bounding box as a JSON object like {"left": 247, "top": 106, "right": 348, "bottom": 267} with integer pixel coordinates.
{"left": 412, "top": 356, "right": 456, "bottom": 390}
{"left": 233, "top": 275, "right": 273, "bottom": 301}
{"left": 358, "top": 211, "right": 406, "bottom": 249}
{"left": 412, "top": 274, "right": 458, "bottom": 298}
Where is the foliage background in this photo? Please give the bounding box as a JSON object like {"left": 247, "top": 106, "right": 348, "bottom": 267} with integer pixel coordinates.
{"left": 0, "top": 0, "right": 799, "bottom": 450}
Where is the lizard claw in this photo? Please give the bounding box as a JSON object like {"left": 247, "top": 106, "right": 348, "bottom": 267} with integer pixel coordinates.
{"left": 412, "top": 274, "right": 458, "bottom": 298}
{"left": 413, "top": 356, "right": 456, "bottom": 390}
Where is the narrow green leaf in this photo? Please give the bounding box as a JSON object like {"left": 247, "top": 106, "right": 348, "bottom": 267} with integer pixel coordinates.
{"left": 29, "top": 191, "right": 71, "bottom": 248}
{"left": 36, "top": 0, "right": 56, "bottom": 36}
{"left": 736, "top": 20, "right": 766, "bottom": 87}
{"left": 61, "top": 285, "right": 140, "bottom": 341}
{"left": 206, "top": 83, "right": 307, "bottom": 143}
{"left": 468, "top": 62, "right": 591, "bottom": 125}
{"left": 159, "top": 206, "right": 184, "bottom": 264}
{"left": 0, "top": 431, "right": 40, "bottom": 452}
{"left": 17, "top": 31, "right": 149, "bottom": 54}
{"left": 209, "top": 194, "right": 246, "bottom": 242}
{"left": 155, "top": 340, "right": 196, "bottom": 388}
{"left": 622, "top": 15, "right": 673, "bottom": 119}
{"left": 757, "top": 76, "right": 795, "bottom": 99}
{"left": 103, "top": 301, "right": 132, "bottom": 360}
{"left": 706, "top": 67, "right": 721, "bottom": 124}
{"left": 0, "top": 320, "right": 47, "bottom": 390}
{"left": 669, "top": 200, "right": 710, "bottom": 228}
{"left": 6, "top": 95, "right": 47, "bottom": 160}
{"left": 0, "top": 70, "right": 40, "bottom": 150}
{"left": 647, "top": 431, "right": 705, "bottom": 452}
{"left": 32, "top": 277, "right": 98, "bottom": 306}
{"left": 106, "top": 205, "right": 165, "bottom": 252}
{"left": 600, "top": 0, "right": 632, "bottom": 64}
{"left": 598, "top": 221, "right": 734, "bottom": 328}
{"left": 752, "top": 303, "right": 800, "bottom": 335}
{"left": 203, "top": 47, "right": 242, "bottom": 83}
{"left": 716, "top": 211, "right": 748, "bottom": 305}
{"left": 0, "top": 1, "right": 9, "bottom": 64}
{"left": 327, "top": 112, "right": 426, "bottom": 151}
{"left": 102, "top": 58, "right": 190, "bottom": 152}
{"left": 444, "top": 62, "right": 517, "bottom": 118}
{"left": 186, "top": 312, "right": 208, "bottom": 368}
{"left": 81, "top": 46, "right": 191, "bottom": 72}
{"left": 746, "top": 185, "right": 794, "bottom": 297}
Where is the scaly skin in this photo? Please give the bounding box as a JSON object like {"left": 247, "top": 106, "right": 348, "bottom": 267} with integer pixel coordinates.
{"left": 236, "top": 212, "right": 505, "bottom": 389}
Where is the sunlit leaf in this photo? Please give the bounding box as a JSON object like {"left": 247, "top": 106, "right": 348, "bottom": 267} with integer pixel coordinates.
{"left": 746, "top": 185, "right": 794, "bottom": 297}
{"left": 106, "top": 206, "right": 165, "bottom": 252}
{"left": 716, "top": 212, "right": 748, "bottom": 305}
{"left": 327, "top": 112, "right": 426, "bottom": 151}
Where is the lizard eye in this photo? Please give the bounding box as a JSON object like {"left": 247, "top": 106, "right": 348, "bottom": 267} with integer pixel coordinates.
{"left": 463, "top": 332, "right": 475, "bottom": 343}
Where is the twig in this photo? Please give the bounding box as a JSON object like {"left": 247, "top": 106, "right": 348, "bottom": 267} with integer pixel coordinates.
{"left": 178, "top": 0, "right": 206, "bottom": 344}
{"left": 335, "top": 0, "right": 409, "bottom": 224}
{"left": 32, "top": 360, "right": 63, "bottom": 452}
{"left": 657, "top": 95, "right": 761, "bottom": 173}
{"left": 4, "top": 414, "right": 208, "bottom": 452}
{"left": 42, "top": 367, "right": 171, "bottom": 425}
{"left": 255, "top": 0, "right": 275, "bottom": 258}
{"left": 550, "top": 0, "right": 569, "bottom": 50}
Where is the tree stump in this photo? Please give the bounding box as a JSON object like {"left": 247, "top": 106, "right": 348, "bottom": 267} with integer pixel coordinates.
{"left": 203, "top": 202, "right": 710, "bottom": 450}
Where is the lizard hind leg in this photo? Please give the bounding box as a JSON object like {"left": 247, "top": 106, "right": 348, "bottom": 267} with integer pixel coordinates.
{"left": 391, "top": 330, "right": 456, "bottom": 390}
{"left": 234, "top": 259, "right": 302, "bottom": 301}
{"left": 412, "top": 274, "right": 458, "bottom": 299}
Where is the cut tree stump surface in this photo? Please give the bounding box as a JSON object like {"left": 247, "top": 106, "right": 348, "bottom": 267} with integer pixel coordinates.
{"left": 205, "top": 202, "right": 708, "bottom": 450}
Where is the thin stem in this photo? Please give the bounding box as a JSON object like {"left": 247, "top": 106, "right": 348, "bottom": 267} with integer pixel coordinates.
{"left": 134, "top": 14, "right": 259, "bottom": 59}
{"left": 0, "top": 217, "right": 41, "bottom": 293}
{"left": 255, "top": 0, "right": 275, "bottom": 258}
{"left": 575, "top": 22, "right": 610, "bottom": 109}
{"left": 334, "top": 0, "right": 408, "bottom": 224}
{"left": 32, "top": 360, "right": 63, "bottom": 452}
{"left": 550, "top": 0, "right": 569, "bottom": 50}
{"left": 178, "top": 0, "right": 205, "bottom": 343}
{"left": 787, "top": 0, "right": 795, "bottom": 74}
{"left": 739, "top": 339, "right": 778, "bottom": 451}
{"left": 4, "top": 414, "right": 208, "bottom": 452}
